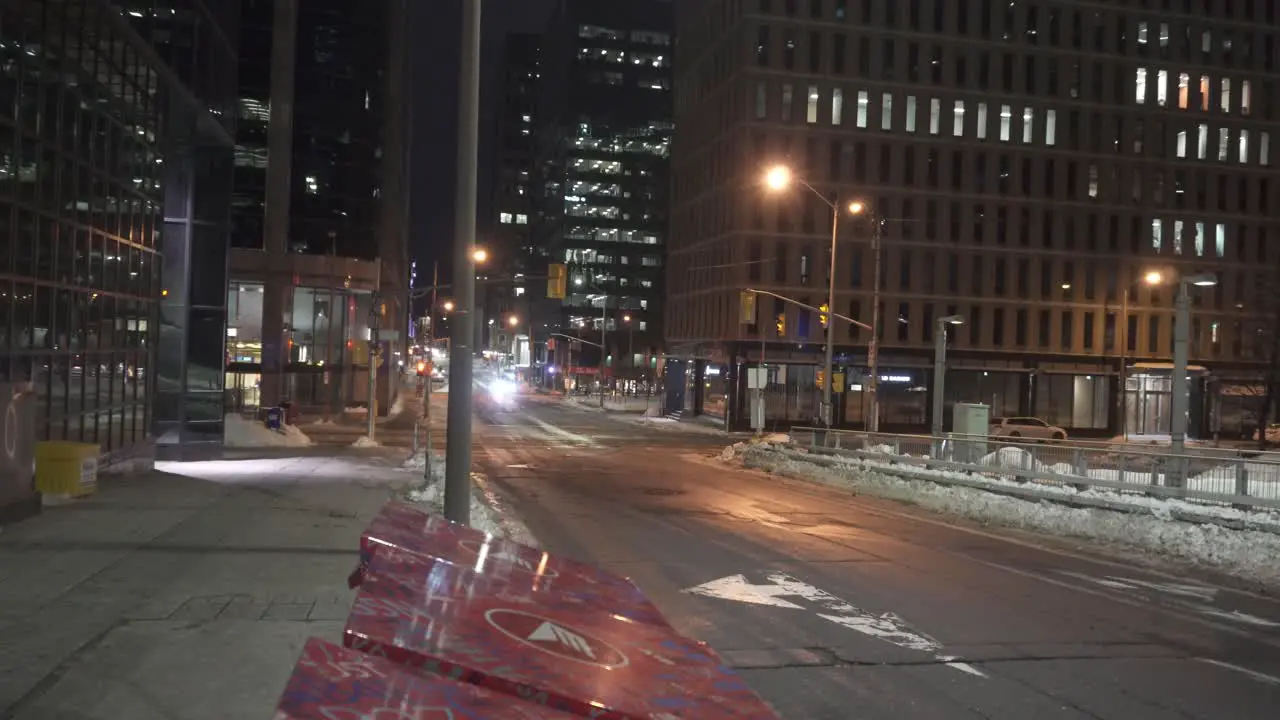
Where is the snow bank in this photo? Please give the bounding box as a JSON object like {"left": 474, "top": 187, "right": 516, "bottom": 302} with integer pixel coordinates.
{"left": 351, "top": 435, "right": 380, "bottom": 448}
{"left": 734, "top": 444, "right": 1280, "bottom": 586}
{"left": 388, "top": 392, "right": 410, "bottom": 418}
{"left": 224, "top": 414, "right": 313, "bottom": 448}
{"left": 401, "top": 451, "right": 536, "bottom": 545}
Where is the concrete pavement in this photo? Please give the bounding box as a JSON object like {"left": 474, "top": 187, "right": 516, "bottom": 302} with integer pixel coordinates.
{"left": 474, "top": 398, "right": 1280, "bottom": 719}
{"left": 0, "top": 451, "right": 418, "bottom": 719}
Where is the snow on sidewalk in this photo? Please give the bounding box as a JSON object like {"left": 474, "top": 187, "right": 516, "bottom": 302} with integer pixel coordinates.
{"left": 723, "top": 440, "right": 1280, "bottom": 587}
{"left": 224, "top": 414, "right": 313, "bottom": 448}
{"left": 399, "top": 451, "right": 536, "bottom": 546}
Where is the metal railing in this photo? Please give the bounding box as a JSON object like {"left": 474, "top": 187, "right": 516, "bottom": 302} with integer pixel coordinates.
{"left": 785, "top": 427, "right": 1280, "bottom": 511}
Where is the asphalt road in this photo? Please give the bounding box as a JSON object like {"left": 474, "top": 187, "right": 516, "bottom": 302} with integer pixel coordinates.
{"left": 475, "top": 395, "right": 1280, "bottom": 720}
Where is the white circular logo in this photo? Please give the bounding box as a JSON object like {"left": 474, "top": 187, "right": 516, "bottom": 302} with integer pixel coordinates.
{"left": 484, "top": 609, "right": 628, "bottom": 669}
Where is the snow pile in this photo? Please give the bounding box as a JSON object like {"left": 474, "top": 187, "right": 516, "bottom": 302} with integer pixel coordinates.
{"left": 732, "top": 443, "right": 1280, "bottom": 586}
{"left": 719, "top": 434, "right": 793, "bottom": 461}
{"left": 223, "top": 414, "right": 313, "bottom": 448}
{"left": 401, "top": 451, "right": 535, "bottom": 544}
{"left": 643, "top": 406, "right": 663, "bottom": 418}
{"left": 388, "top": 392, "right": 410, "bottom": 418}
{"left": 351, "top": 435, "right": 380, "bottom": 448}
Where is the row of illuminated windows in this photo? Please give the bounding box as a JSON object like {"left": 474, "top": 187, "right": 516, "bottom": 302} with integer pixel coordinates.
{"left": 0, "top": 207, "right": 159, "bottom": 293}
{"left": 577, "top": 47, "right": 669, "bottom": 68}
{"left": 0, "top": 283, "right": 154, "bottom": 352}
{"left": 1135, "top": 68, "right": 1253, "bottom": 115}
{"left": 753, "top": 297, "right": 1260, "bottom": 360}
{"left": 563, "top": 248, "right": 662, "bottom": 269}
{"left": 743, "top": 133, "right": 1272, "bottom": 217}
{"left": 578, "top": 25, "right": 671, "bottom": 46}
{"left": 758, "top": 83, "right": 1061, "bottom": 147}
{"left": 499, "top": 212, "right": 529, "bottom": 224}
{"left": 744, "top": 242, "right": 1257, "bottom": 309}
{"left": 564, "top": 227, "right": 661, "bottom": 245}
{"left": 756, "top": 1, "right": 1277, "bottom": 67}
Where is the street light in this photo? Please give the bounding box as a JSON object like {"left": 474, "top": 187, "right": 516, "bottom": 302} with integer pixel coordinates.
{"left": 763, "top": 164, "right": 867, "bottom": 428}
{"left": 472, "top": 248, "right": 488, "bottom": 264}
{"left": 931, "top": 315, "right": 964, "bottom": 437}
{"left": 442, "top": 300, "right": 455, "bottom": 312}
{"left": 622, "top": 314, "right": 634, "bottom": 380}
{"left": 1170, "top": 272, "right": 1218, "bottom": 467}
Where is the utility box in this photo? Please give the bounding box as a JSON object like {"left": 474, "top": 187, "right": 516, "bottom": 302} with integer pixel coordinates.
{"left": 952, "top": 403, "right": 990, "bottom": 464}
{"left": 1, "top": 387, "right": 38, "bottom": 522}
{"left": 35, "top": 441, "right": 99, "bottom": 499}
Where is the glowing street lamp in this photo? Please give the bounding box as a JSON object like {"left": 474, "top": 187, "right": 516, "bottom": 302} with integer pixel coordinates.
{"left": 472, "top": 248, "right": 488, "bottom": 264}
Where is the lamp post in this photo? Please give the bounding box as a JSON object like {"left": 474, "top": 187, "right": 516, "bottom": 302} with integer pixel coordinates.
{"left": 931, "top": 315, "right": 964, "bottom": 437}
{"left": 763, "top": 165, "right": 864, "bottom": 428}
{"left": 623, "top": 314, "right": 634, "bottom": 384}
{"left": 1170, "top": 272, "right": 1218, "bottom": 464}
{"left": 574, "top": 275, "right": 608, "bottom": 408}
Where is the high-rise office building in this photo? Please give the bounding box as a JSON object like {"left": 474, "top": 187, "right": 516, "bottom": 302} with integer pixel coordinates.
{"left": 536, "top": 0, "right": 673, "bottom": 389}
{"left": 484, "top": 33, "right": 541, "bottom": 369}
{"left": 0, "top": 0, "right": 238, "bottom": 489}
{"left": 668, "top": 0, "right": 1280, "bottom": 436}
{"left": 224, "top": 0, "right": 411, "bottom": 418}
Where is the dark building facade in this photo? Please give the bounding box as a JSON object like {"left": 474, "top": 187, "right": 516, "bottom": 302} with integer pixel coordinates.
{"left": 482, "top": 33, "right": 541, "bottom": 365}
{"left": 225, "top": 0, "right": 411, "bottom": 417}
{"left": 0, "top": 0, "right": 238, "bottom": 480}
{"left": 537, "top": 0, "right": 674, "bottom": 388}
{"left": 669, "top": 0, "right": 1280, "bottom": 436}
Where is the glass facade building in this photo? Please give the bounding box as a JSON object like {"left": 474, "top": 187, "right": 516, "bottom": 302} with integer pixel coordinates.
{"left": 537, "top": 0, "right": 674, "bottom": 385}
{"left": 0, "top": 0, "right": 237, "bottom": 462}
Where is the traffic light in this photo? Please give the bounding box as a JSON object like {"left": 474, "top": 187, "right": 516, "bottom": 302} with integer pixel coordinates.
{"left": 548, "top": 263, "right": 568, "bottom": 299}
{"left": 819, "top": 303, "right": 830, "bottom": 329}
{"left": 775, "top": 313, "right": 786, "bottom": 337}
{"left": 739, "top": 291, "right": 756, "bottom": 324}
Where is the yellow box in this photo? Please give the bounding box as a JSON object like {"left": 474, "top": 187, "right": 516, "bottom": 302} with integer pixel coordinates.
{"left": 35, "top": 442, "right": 99, "bottom": 497}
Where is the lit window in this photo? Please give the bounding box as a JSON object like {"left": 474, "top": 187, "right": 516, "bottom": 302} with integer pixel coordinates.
{"left": 1221, "top": 78, "right": 1232, "bottom": 113}
{"left": 1173, "top": 220, "right": 1184, "bottom": 254}
{"left": 1044, "top": 109, "right": 1056, "bottom": 145}
{"left": 305, "top": 175, "right": 319, "bottom": 194}
{"left": 516, "top": 214, "right": 528, "bottom": 224}
{"left": 1135, "top": 68, "right": 1147, "bottom": 104}
{"left": 1242, "top": 80, "right": 1253, "bottom": 115}
{"left": 929, "top": 98, "right": 940, "bottom": 135}
{"left": 881, "top": 93, "right": 893, "bottom": 130}
{"left": 1137, "top": 22, "right": 1148, "bottom": 45}
{"left": 1239, "top": 129, "right": 1249, "bottom": 164}
{"left": 1021, "top": 107, "right": 1034, "bottom": 144}
{"left": 1197, "top": 124, "right": 1208, "bottom": 159}
{"left": 952, "top": 100, "right": 963, "bottom": 137}
{"left": 1176, "top": 130, "right": 1187, "bottom": 158}
{"left": 856, "top": 90, "right": 868, "bottom": 128}
{"left": 999, "top": 104, "right": 1011, "bottom": 141}
{"left": 1199, "top": 75, "right": 1210, "bottom": 111}
{"left": 1261, "top": 131, "right": 1271, "bottom": 166}
{"left": 831, "top": 88, "right": 843, "bottom": 125}
{"left": 1160, "top": 23, "right": 1170, "bottom": 47}
{"left": 1218, "top": 128, "right": 1229, "bottom": 161}
{"left": 976, "top": 103, "right": 988, "bottom": 139}
{"left": 806, "top": 86, "right": 819, "bottom": 123}
{"left": 1177, "top": 72, "right": 1190, "bottom": 109}
{"left": 1201, "top": 30, "right": 1211, "bottom": 53}
{"left": 499, "top": 212, "right": 513, "bottom": 224}
{"left": 1215, "top": 223, "right": 1226, "bottom": 257}
{"left": 1151, "top": 219, "right": 1163, "bottom": 251}
{"left": 1087, "top": 164, "right": 1098, "bottom": 198}
{"left": 1195, "top": 222, "right": 1206, "bottom": 256}
{"left": 905, "top": 95, "right": 917, "bottom": 132}
{"left": 1156, "top": 69, "right": 1168, "bottom": 106}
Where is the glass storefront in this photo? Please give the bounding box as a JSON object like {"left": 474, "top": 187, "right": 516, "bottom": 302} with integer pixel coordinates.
{"left": 1034, "top": 374, "right": 1110, "bottom": 430}
{"left": 0, "top": 6, "right": 166, "bottom": 454}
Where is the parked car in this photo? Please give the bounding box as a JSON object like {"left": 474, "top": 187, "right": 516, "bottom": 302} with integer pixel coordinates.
{"left": 990, "top": 416, "right": 1068, "bottom": 441}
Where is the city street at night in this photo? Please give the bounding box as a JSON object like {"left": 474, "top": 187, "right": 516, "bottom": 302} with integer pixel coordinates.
{"left": 470, "top": 396, "right": 1280, "bottom": 719}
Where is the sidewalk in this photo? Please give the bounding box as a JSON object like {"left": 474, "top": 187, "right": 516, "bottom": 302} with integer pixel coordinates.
{"left": 0, "top": 452, "right": 418, "bottom": 718}
{"left": 563, "top": 393, "right": 660, "bottom": 414}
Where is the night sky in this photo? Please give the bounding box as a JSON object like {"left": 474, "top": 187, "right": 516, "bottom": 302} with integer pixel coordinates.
{"left": 410, "top": 0, "right": 556, "bottom": 282}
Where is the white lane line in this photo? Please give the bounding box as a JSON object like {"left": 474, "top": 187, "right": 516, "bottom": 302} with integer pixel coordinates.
{"left": 1195, "top": 658, "right": 1280, "bottom": 686}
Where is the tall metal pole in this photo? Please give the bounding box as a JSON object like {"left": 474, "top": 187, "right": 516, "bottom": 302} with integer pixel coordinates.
{"left": 367, "top": 261, "right": 381, "bottom": 442}
{"left": 931, "top": 319, "right": 947, "bottom": 437}
{"left": 599, "top": 296, "right": 607, "bottom": 408}
{"left": 445, "top": 0, "right": 481, "bottom": 525}
{"left": 867, "top": 217, "right": 883, "bottom": 433}
{"left": 423, "top": 261, "right": 437, "bottom": 483}
{"left": 822, "top": 200, "right": 839, "bottom": 428}
{"left": 1170, "top": 281, "right": 1191, "bottom": 484}
{"left": 1119, "top": 275, "right": 1130, "bottom": 440}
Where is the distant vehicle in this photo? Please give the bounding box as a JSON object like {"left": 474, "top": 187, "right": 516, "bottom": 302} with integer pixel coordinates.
{"left": 1254, "top": 423, "right": 1280, "bottom": 443}
{"left": 990, "top": 416, "right": 1068, "bottom": 442}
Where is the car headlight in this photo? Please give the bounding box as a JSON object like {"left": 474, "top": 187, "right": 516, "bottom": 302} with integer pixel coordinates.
{"left": 489, "top": 379, "right": 517, "bottom": 402}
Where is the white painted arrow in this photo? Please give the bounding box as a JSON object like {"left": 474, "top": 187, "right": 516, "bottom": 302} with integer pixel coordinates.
{"left": 684, "top": 573, "right": 986, "bottom": 678}
{"left": 684, "top": 574, "right": 806, "bottom": 609}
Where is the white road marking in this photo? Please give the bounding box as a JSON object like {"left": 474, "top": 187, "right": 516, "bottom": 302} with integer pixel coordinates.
{"left": 1199, "top": 608, "right": 1280, "bottom": 628}
{"left": 684, "top": 574, "right": 806, "bottom": 609}
{"left": 1196, "top": 658, "right": 1280, "bottom": 686}
{"left": 1059, "top": 571, "right": 1219, "bottom": 603}
{"left": 684, "top": 573, "right": 987, "bottom": 678}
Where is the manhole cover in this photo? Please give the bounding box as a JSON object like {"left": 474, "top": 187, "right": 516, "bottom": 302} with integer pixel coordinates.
{"left": 643, "top": 488, "right": 685, "bottom": 497}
